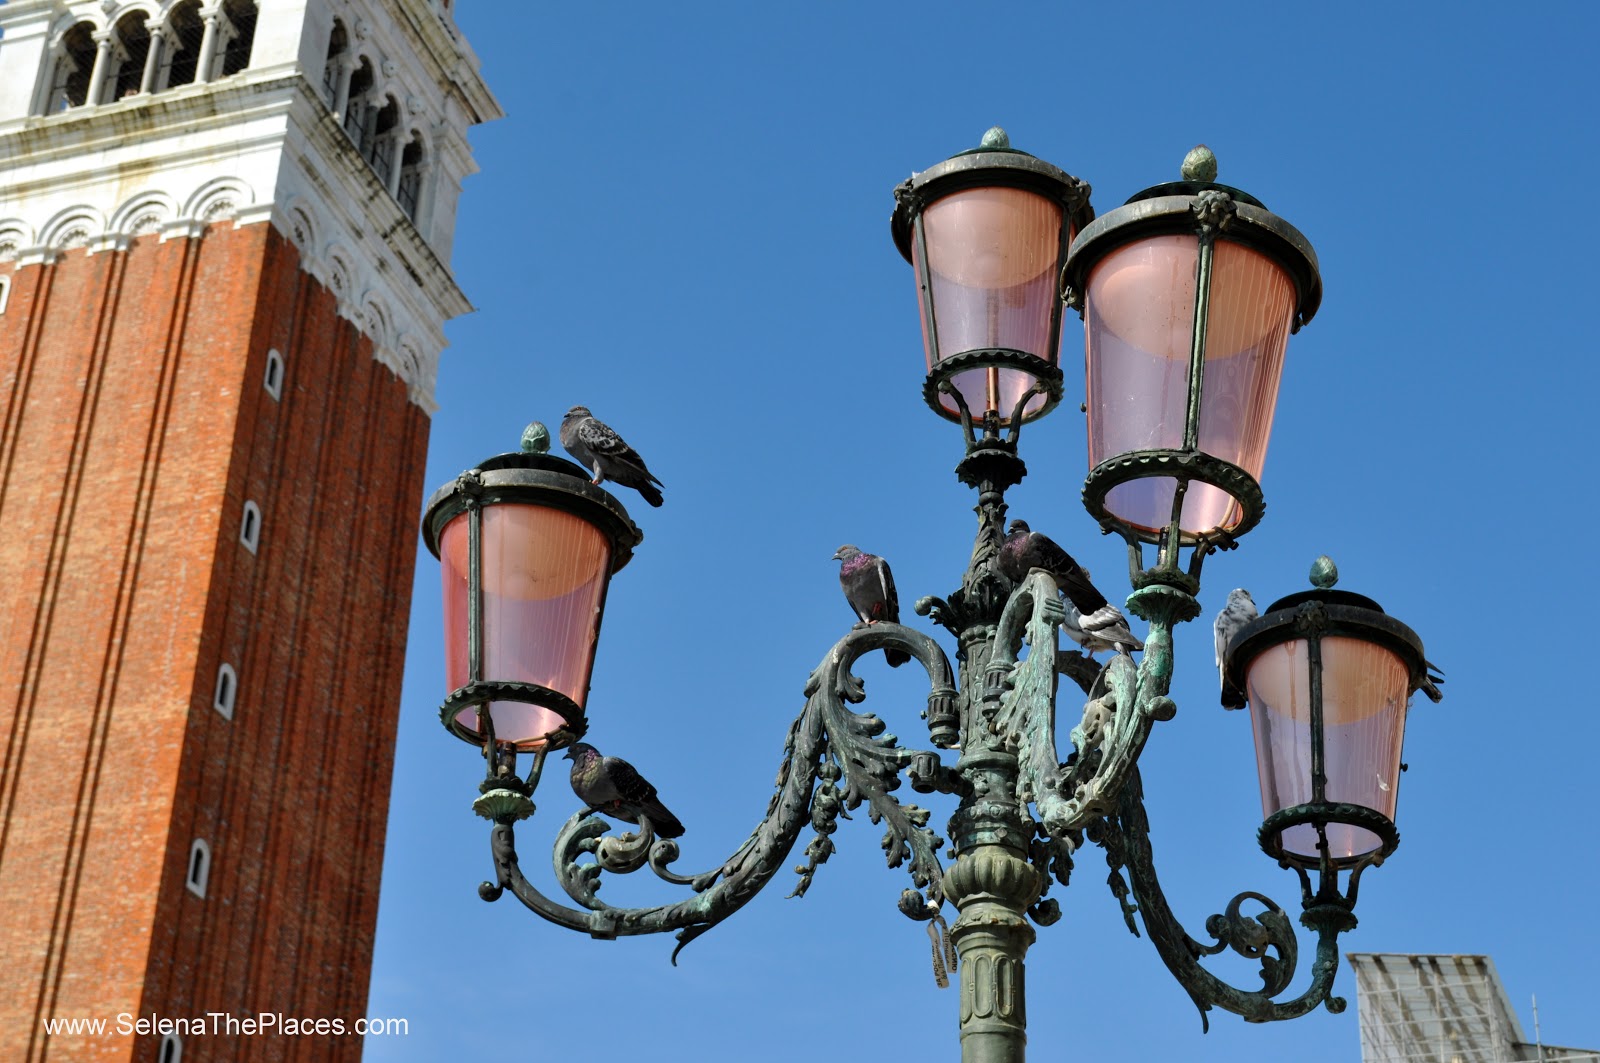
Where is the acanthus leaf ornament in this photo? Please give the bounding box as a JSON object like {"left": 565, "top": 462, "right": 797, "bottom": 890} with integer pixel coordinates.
{"left": 1192, "top": 188, "right": 1237, "bottom": 241}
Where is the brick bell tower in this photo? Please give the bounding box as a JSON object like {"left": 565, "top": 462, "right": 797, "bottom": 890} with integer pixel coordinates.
{"left": 0, "top": 2, "right": 499, "bottom": 1060}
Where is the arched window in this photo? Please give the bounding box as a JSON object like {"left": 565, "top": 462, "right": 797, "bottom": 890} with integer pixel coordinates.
{"left": 110, "top": 12, "right": 152, "bottom": 101}
{"left": 396, "top": 134, "right": 426, "bottom": 220}
{"left": 367, "top": 96, "right": 401, "bottom": 186}
{"left": 212, "top": 662, "right": 237, "bottom": 719}
{"left": 219, "top": 0, "right": 257, "bottom": 77}
{"left": 185, "top": 838, "right": 211, "bottom": 898}
{"left": 159, "top": 1033, "right": 182, "bottom": 1063}
{"left": 46, "top": 22, "right": 97, "bottom": 112}
{"left": 264, "top": 348, "right": 284, "bottom": 399}
{"left": 163, "top": 1, "right": 205, "bottom": 89}
{"left": 342, "top": 58, "right": 374, "bottom": 146}
{"left": 322, "top": 19, "right": 348, "bottom": 105}
{"left": 239, "top": 500, "right": 261, "bottom": 553}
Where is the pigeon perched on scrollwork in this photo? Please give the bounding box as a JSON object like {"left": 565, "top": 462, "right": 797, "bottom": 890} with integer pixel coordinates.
{"left": 1214, "top": 588, "right": 1258, "bottom": 710}
{"left": 1060, "top": 596, "right": 1144, "bottom": 656}
{"left": 832, "top": 545, "right": 911, "bottom": 667}
{"left": 1000, "top": 520, "right": 1140, "bottom": 654}
{"left": 559, "top": 405, "right": 664, "bottom": 507}
{"left": 565, "top": 742, "right": 685, "bottom": 838}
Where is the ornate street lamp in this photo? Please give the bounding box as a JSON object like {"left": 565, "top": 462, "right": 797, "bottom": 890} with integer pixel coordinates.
{"left": 421, "top": 430, "right": 641, "bottom": 815}
{"left": 428, "top": 134, "right": 1439, "bottom": 1063}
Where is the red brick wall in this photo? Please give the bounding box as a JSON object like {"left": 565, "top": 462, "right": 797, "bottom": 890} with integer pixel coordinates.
{"left": 0, "top": 223, "right": 429, "bottom": 1062}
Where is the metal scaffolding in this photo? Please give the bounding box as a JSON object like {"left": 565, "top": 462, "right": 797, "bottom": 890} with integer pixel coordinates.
{"left": 1349, "top": 953, "right": 1598, "bottom": 1063}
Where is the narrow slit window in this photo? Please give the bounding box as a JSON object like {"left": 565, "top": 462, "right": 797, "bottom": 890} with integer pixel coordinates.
{"left": 160, "top": 1033, "right": 182, "bottom": 1063}
{"left": 0, "top": 276, "right": 10, "bottom": 314}
{"left": 213, "top": 662, "right": 237, "bottom": 719}
{"left": 239, "top": 500, "right": 261, "bottom": 553}
{"left": 264, "top": 348, "right": 283, "bottom": 399}
{"left": 186, "top": 838, "right": 210, "bottom": 898}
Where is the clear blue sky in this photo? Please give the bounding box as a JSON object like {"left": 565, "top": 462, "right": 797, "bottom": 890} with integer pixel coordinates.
{"left": 367, "top": 4, "right": 1600, "bottom": 1060}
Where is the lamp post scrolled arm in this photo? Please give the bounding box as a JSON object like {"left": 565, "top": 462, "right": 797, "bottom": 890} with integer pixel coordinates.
{"left": 478, "top": 621, "right": 959, "bottom": 962}
{"left": 1095, "top": 766, "right": 1358, "bottom": 1030}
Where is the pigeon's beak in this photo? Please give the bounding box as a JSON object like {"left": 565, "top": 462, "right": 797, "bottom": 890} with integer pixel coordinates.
{"left": 830, "top": 549, "right": 844, "bottom": 561}
{"left": 561, "top": 747, "right": 576, "bottom": 761}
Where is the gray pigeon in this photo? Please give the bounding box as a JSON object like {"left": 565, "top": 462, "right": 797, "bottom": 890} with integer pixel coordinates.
{"left": 559, "top": 405, "right": 664, "bottom": 507}
{"left": 832, "top": 545, "right": 910, "bottom": 667}
{"left": 1214, "top": 588, "right": 1258, "bottom": 710}
{"left": 1061, "top": 597, "right": 1144, "bottom": 656}
{"left": 565, "top": 742, "right": 685, "bottom": 837}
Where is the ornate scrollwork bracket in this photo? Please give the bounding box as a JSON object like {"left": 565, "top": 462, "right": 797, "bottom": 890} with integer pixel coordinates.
{"left": 473, "top": 621, "right": 959, "bottom": 963}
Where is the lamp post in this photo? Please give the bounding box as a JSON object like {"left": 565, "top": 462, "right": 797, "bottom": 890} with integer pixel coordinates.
{"left": 424, "top": 132, "right": 1439, "bottom": 1063}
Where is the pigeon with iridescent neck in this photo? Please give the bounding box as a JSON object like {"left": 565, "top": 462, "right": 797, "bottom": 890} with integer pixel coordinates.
{"left": 833, "top": 545, "right": 911, "bottom": 667}
{"left": 565, "top": 742, "right": 684, "bottom": 838}
{"left": 559, "top": 405, "right": 664, "bottom": 507}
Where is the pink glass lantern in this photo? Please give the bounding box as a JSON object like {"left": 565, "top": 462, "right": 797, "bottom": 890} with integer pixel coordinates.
{"left": 423, "top": 439, "right": 641, "bottom": 753}
{"left": 1222, "top": 561, "right": 1435, "bottom": 871}
{"left": 892, "top": 128, "right": 1092, "bottom": 429}
{"left": 1063, "top": 151, "right": 1321, "bottom": 552}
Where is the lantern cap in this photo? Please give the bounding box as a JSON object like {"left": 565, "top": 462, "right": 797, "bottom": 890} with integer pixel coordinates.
{"left": 1122, "top": 145, "right": 1267, "bottom": 209}
{"left": 1224, "top": 561, "right": 1432, "bottom": 699}
{"left": 1063, "top": 146, "right": 1321, "bottom": 329}
{"left": 420, "top": 447, "right": 643, "bottom": 574}
{"left": 890, "top": 128, "right": 1093, "bottom": 262}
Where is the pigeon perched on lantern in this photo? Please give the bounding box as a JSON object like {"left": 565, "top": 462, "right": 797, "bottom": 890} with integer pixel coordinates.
{"left": 559, "top": 405, "right": 665, "bottom": 507}
{"left": 1214, "top": 588, "right": 1258, "bottom": 709}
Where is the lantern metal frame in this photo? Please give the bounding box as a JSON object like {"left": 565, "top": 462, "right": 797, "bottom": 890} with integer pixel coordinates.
{"left": 1062, "top": 175, "right": 1323, "bottom": 595}
{"left": 1224, "top": 584, "right": 1430, "bottom": 889}
{"left": 891, "top": 137, "right": 1093, "bottom": 429}
{"left": 421, "top": 450, "right": 642, "bottom": 764}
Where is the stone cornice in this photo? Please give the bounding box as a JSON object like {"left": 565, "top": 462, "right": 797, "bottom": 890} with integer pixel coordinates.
{"left": 0, "top": 72, "right": 472, "bottom": 412}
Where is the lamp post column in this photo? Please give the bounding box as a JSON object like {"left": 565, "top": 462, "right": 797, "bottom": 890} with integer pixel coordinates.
{"left": 945, "top": 750, "right": 1039, "bottom": 1063}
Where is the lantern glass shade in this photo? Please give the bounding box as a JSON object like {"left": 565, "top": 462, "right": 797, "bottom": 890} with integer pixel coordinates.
{"left": 915, "top": 185, "right": 1066, "bottom": 422}
{"left": 1246, "top": 636, "right": 1410, "bottom": 861}
{"left": 439, "top": 503, "right": 612, "bottom": 749}
{"left": 1085, "top": 235, "right": 1296, "bottom": 535}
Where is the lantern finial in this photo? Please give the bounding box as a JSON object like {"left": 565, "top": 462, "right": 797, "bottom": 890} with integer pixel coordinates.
{"left": 1309, "top": 554, "right": 1339, "bottom": 589}
{"left": 979, "top": 126, "right": 1011, "bottom": 151}
{"left": 521, "top": 421, "right": 550, "bottom": 455}
{"left": 1181, "top": 144, "right": 1218, "bottom": 183}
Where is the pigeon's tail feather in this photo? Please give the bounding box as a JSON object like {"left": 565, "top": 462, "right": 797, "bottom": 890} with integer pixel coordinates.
{"left": 637, "top": 481, "right": 664, "bottom": 507}
{"left": 644, "top": 802, "right": 685, "bottom": 838}
{"left": 1220, "top": 683, "right": 1247, "bottom": 710}
{"left": 885, "top": 647, "right": 911, "bottom": 668}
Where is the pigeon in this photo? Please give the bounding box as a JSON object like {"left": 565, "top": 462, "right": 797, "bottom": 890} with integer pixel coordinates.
{"left": 1061, "top": 597, "right": 1144, "bottom": 656}
{"left": 559, "top": 406, "right": 664, "bottom": 507}
{"left": 999, "top": 520, "right": 1138, "bottom": 649}
{"left": 832, "top": 545, "right": 911, "bottom": 667}
{"left": 564, "top": 742, "right": 685, "bottom": 838}
{"left": 999, "top": 520, "right": 1108, "bottom": 614}
{"left": 1214, "top": 588, "right": 1258, "bottom": 710}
